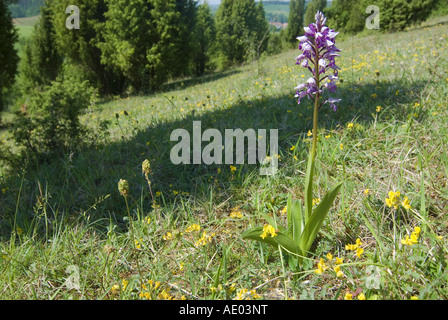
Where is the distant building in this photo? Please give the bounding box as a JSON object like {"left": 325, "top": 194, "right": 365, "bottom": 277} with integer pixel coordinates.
{"left": 269, "top": 21, "right": 288, "bottom": 30}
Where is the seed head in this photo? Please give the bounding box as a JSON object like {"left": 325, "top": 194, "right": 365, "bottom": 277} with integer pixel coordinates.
{"left": 118, "top": 179, "right": 129, "bottom": 196}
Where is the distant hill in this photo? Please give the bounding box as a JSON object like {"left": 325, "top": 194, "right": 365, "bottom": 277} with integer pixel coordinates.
{"left": 209, "top": 1, "right": 333, "bottom": 22}
{"left": 9, "top": 0, "right": 44, "bottom": 18}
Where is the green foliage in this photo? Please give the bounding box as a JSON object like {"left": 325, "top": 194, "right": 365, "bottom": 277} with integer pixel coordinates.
{"left": 98, "top": 0, "right": 153, "bottom": 90}
{"left": 304, "top": 0, "right": 327, "bottom": 26}
{"left": 47, "top": 0, "right": 126, "bottom": 94}
{"left": 18, "top": 1, "right": 62, "bottom": 93}
{"left": 194, "top": 2, "right": 216, "bottom": 75}
{"left": 98, "top": 0, "right": 199, "bottom": 91}
{"left": 325, "top": 0, "right": 365, "bottom": 34}
{"left": 326, "top": 0, "right": 439, "bottom": 35}
{"left": 372, "top": 0, "right": 438, "bottom": 32}
{"left": 9, "top": 75, "right": 95, "bottom": 159}
{"left": 0, "top": 0, "right": 19, "bottom": 123}
{"left": 215, "top": 0, "right": 269, "bottom": 68}
{"left": 286, "top": 0, "right": 305, "bottom": 44}
{"left": 431, "top": 0, "right": 448, "bottom": 17}
{"left": 173, "top": 0, "right": 199, "bottom": 77}
{"left": 242, "top": 173, "right": 342, "bottom": 268}
{"left": 267, "top": 31, "right": 285, "bottom": 55}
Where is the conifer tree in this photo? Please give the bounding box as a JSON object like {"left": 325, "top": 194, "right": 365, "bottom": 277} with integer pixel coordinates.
{"left": 215, "top": 0, "right": 268, "bottom": 67}
{"left": 98, "top": 0, "right": 153, "bottom": 90}
{"left": 0, "top": 0, "right": 19, "bottom": 123}
{"left": 286, "top": 0, "right": 305, "bottom": 44}
{"left": 194, "top": 1, "right": 216, "bottom": 75}
{"left": 47, "top": 0, "right": 125, "bottom": 94}
{"left": 20, "top": 1, "right": 62, "bottom": 92}
{"left": 304, "top": 0, "right": 327, "bottom": 26}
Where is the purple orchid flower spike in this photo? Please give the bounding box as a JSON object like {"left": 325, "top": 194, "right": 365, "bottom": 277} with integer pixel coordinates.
{"left": 295, "top": 11, "right": 341, "bottom": 111}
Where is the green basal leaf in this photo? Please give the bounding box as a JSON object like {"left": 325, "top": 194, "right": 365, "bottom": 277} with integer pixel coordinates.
{"left": 290, "top": 198, "right": 304, "bottom": 245}
{"left": 300, "top": 182, "right": 343, "bottom": 254}
{"left": 242, "top": 227, "right": 301, "bottom": 254}
{"left": 287, "top": 194, "right": 293, "bottom": 237}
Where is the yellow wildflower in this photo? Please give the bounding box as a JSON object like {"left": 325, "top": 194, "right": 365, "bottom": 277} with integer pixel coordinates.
{"left": 260, "top": 224, "right": 277, "bottom": 239}
{"left": 185, "top": 224, "right": 201, "bottom": 233}
{"left": 315, "top": 258, "right": 329, "bottom": 275}
{"left": 111, "top": 284, "right": 120, "bottom": 295}
{"left": 401, "top": 226, "right": 421, "bottom": 246}
{"left": 334, "top": 265, "right": 344, "bottom": 277}
{"left": 158, "top": 289, "right": 174, "bottom": 300}
{"left": 376, "top": 106, "right": 382, "bottom": 112}
{"left": 280, "top": 206, "right": 288, "bottom": 215}
{"left": 250, "top": 290, "right": 261, "bottom": 299}
{"left": 346, "top": 238, "right": 362, "bottom": 251}
{"left": 335, "top": 257, "right": 344, "bottom": 265}
{"left": 401, "top": 197, "right": 411, "bottom": 210}
{"left": 326, "top": 252, "right": 333, "bottom": 261}
{"left": 163, "top": 232, "right": 173, "bottom": 241}
{"left": 344, "top": 292, "right": 353, "bottom": 300}
{"left": 307, "top": 130, "right": 312, "bottom": 137}
{"left": 121, "top": 279, "right": 128, "bottom": 291}
{"left": 230, "top": 208, "right": 243, "bottom": 218}
{"left": 235, "top": 288, "right": 249, "bottom": 300}
{"left": 356, "top": 247, "right": 364, "bottom": 258}
{"left": 385, "top": 191, "right": 401, "bottom": 209}
{"left": 358, "top": 293, "right": 366, "bottom": 300}
{"left": 347, "top": 123, "right": 354, "bottom": 130}
{"left": 195, "top": 231, "right": 214, "bottom": 247}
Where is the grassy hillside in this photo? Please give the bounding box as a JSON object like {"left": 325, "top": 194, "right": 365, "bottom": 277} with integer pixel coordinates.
{"left": 0, "top": 15, "right": 448, "bottom": 300}
{"left": 264, "top": 2, "right": 290, "bottom": 23}
{"left": 13, "top": 15, "right": 39, "bottom": 40}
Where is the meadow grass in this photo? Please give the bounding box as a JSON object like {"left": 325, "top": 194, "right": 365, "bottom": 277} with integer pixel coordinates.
{"left": 13, "top": 16, "right": 39, "bottom": 41}
{"left": 1, "top": 15, "right": 448, "bottom": 300}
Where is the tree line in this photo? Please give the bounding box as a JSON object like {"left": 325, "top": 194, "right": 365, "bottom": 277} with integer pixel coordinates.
{"left": 286, "top": 0, "right": 444, "bottom": 39}
{"left": 0, "top": 0, "right": 271, "bottom": 123}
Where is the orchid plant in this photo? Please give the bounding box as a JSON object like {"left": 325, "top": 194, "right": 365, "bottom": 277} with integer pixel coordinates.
{"left": 243, "top": 11, "right": 342, "bottom": 268}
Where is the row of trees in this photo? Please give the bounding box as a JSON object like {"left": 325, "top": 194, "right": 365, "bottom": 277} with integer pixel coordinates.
{"left": 286, "top": 0, "right": 443, "bottom": 40}
{"left": 0, "top": 0, "right": 271, "bottom": 124}
{"left": 0, "top": 0, "right": 19, "bottom": 122}
{"left": 23, "top": 0, "right": 268, "bottom": 95}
